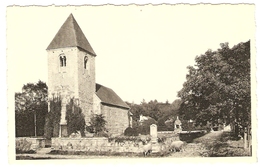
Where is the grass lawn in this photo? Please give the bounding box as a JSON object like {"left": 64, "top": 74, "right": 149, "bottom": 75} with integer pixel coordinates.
{"left": 193, "top": 131, "right": 251, "bottom": 157}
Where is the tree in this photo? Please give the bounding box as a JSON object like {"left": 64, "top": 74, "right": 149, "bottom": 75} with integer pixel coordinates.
{"left": 177, "top": 41, "right": 250, "bottom": 134}
{"left": 88, "top": 114, "right": 107, "bottom": 134}
{"left": 15, "top": 80, "right": 48, "bottom": 137}
{"left": 126, "top": 99, "right": 181, "bottom": 131}
{"left": 66, "top": 98, "right": 86, "bottom": 137}
{"left": 138, "top": 117, "right": 157, "bottom": 135}
{"left": 44, "top": 96, "right": 61, "bottom": 138}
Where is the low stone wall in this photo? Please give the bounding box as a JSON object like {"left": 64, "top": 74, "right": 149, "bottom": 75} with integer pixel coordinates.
{"left": 51, "top": 134, "right": 182, "bottom": 153}
{"left": 157, "top": 131, "right": 176, "bottom": 134}
{"left": 52, "top": 137, "right": 143, "bottom": 152}
{"left": 16, "top": 137, "right": 46, "bottom": 150}
{"left": 157, "top": 131, "right": 180, "bottom": 142}
{"left": 52, "top": 137, "right": 108, "bottom": 149}
{"left": 51, "top": 137, "right": 144, "bottom": 153}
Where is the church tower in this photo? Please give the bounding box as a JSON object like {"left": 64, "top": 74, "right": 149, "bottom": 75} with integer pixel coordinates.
{"left": 46, "top": 14, "right": 96, "bottom": 137}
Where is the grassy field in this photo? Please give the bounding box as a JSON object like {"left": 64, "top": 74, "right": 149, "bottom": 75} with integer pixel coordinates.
{"left": 170, "top": 131, "right": 251, "bottom": 157}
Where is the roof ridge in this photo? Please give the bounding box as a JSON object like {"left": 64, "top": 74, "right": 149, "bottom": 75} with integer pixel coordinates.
{"left": 71, "top": 14, "right": 78, "bottom": 48}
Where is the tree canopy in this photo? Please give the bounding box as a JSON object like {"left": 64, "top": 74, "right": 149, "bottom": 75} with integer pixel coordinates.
{"left": 15, "top": 80, "right": 48, "bottom": 137}
{"left": 177, "top": 41, "right": 250, "bottom": 129}
{"left": 126, "top": 99, "right": 182, "bottom": 131}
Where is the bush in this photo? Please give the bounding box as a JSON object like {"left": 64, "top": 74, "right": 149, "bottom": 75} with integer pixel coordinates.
{"left": 124, "top": 127, "right": 138, "bottom": 136}
{"left": 85, "top": 125, "right": 94, "bottom": 133}
{"left": 157, "top": 136, "right": 167, "bottom": 143}
{"left": 89, "top": 114, "right": 107, "bottom": 134}
{"left": 157, "top": 126, "right": 168, "bottom": 131}
{"left": 94, "top": 131, "right": 109, "bottom": 138}
{"left": 137, "top": 118, "right": 157, "bottom": 135}
{"left": 108, "top": 135, "right": 151, "bottom": 144}
{"left": 66, "top": 98, "right": 86, "bottom": 137}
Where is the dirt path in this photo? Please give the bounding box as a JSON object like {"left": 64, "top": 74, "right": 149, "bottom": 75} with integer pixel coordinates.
{"left": 16, "top": 153, "right": 123, "bottom": 159}
{"left": 169, "top": 131, "right": 223, "bottom": 157}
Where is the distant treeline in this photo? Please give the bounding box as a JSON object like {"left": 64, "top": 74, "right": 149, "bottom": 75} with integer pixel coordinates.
{"left": 125, "top": 99, "right": 181, "bottom": 131}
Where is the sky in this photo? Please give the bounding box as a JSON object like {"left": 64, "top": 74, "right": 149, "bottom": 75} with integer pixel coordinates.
{"left": 6, "top": 4, "right": 255, "bottom": 104}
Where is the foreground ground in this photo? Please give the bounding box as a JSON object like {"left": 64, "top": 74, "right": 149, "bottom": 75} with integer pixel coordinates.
{"left": 16, "top": 131, "right": 250, "bottom": 159}
{"left": 171, "top": 131, "right": 250, "bottom": 157}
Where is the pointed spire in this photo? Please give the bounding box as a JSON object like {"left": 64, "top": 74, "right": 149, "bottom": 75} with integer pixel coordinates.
{"left": 47, "top": 14, "right": 96, "bottom": 56}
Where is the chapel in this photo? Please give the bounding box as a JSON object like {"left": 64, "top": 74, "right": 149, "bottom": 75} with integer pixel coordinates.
{"left": 46, "top": 14, "right": 131, "bottom": 137}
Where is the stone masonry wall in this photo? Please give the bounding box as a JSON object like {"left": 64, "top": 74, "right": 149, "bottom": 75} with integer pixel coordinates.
{"left": 51, "top": 137, "right": 144, "bottom": 153}
{"left": 77, "top": 48, "right": 96, "bottom": 124}
{"left": 47, "top": 47, "right": 79, "bottom": 98}
{"left": 93, "top": 94, "right": 101, "bottom": 115}
{"left": 47, "top": 47, "right": 96, "bottom": 125}
{"left": 101, "top": 105, "right": 129, "bottom": 136}
{"left": 47, "top": 47, "right": 79, "bottom": 124}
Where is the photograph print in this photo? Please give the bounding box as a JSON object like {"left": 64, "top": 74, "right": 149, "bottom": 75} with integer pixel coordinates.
{"left": 7, "top": 4, "right": 256, "bottom": 160}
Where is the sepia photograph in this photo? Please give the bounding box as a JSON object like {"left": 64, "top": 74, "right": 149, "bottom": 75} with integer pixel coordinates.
{"left": 6, "top": 3, "right": 257, "bottom": 163}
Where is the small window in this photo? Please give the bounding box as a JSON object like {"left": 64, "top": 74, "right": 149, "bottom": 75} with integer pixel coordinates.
{"left": 84, "top": 56, "right": 88, "bottom": 69}
{"left": 59, "top": 54, "right": 66, "bottom": 67}
{"left": 63, "top": 56, "right": 66, "bottom": 66}
{"left": 59, "top": 56, "right": 63, "bottom": 66}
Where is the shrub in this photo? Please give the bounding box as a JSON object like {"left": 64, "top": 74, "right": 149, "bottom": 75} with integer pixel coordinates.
{"left": 157, "top": 126, "right": 168, "bottom": 131}
{"left": 157, "top": 136, "right": 167, "bottom": 143}
{"left": 44, "top": 96, "right": 61, "bottom": 139}
{"left": 124, "top": 127, "right": 138, "bottom": 136}
{"left": 108, "top": 135, "right": 151, "bottom": 144}
{"left": 66, "top": 98, "right": 86, "bottom": 137}
{"left": 88, "top": 114, "right": 107, "bottom": 134}
{"left": 85, "top": 125, "right": 94, "bottom": 133}
{"left": 94, "top": 131, "right": 109, "bottom": 137}
{"left": 138, "top": 118, "right": 157, "bottom": 135}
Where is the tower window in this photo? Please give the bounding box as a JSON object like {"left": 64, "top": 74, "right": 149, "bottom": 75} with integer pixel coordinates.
{"left": 59, "top": 54, "right": 66, "bottom": 67}
{"left": 84, "top": 56, "right": 88, "bottom": 69}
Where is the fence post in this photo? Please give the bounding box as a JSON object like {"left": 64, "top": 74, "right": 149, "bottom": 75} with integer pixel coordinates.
{"left": 243, "top": 127, "right": 248, "bottom": 149}
{"left": 248, "top": 127, "right": 252, "bottom": 156}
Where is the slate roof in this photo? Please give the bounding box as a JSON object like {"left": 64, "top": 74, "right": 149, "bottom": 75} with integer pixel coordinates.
{"left": 96, "top": 84, "right": 130, "bottom": 109}
{"left": 47, "top": 14, "right": 96, "bottom": 56}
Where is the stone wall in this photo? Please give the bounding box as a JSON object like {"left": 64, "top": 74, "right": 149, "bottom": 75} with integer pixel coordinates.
{"left": 101, "top": 105, "right": 129, "bottom": 136}
{"left": 47, "top": 47, "right": 79, "bottom": 125}
{"left": 47, "top": 47, "right": 96, "bottom": 127}
{"left": 16, "top": 137, "right": 46, "bottom": 150}
{"left": 77, "top": 48, "right": 96, "bottom": 123}
{"left": 51, "top": 137, "right": 143, "bottom": 153}
{"left": 47, "top": 47, "right": 79, "bottom": 100}
{"left": 50, "top": 133, "right": 182, "bottom": 153}
{"left": 93, "top": 94, "right": 102, "bottom": 115}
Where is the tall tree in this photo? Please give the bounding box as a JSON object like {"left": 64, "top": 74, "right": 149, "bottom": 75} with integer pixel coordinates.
{"left": 178, "top": 41, "right": 250, "bottom": 130}
{"left": 15, "top": 80, "right": 48, "bottom": 137}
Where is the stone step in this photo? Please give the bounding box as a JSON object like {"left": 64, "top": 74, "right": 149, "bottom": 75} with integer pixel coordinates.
{"left": 36, "top": 147, "right": 52, "bottom": 154}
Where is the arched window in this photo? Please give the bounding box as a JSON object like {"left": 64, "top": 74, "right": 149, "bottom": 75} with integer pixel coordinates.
{"left": 60, "top": 56, "right": 63, "bottom": 66}
{"left": 84, "top": 56, "right": 88, "bottom": 69}
{"left": 63, "top": 56, "right": 66, "bottom": 66}
{"left": 59, "top": 54, "right": 66, "bottom": 67}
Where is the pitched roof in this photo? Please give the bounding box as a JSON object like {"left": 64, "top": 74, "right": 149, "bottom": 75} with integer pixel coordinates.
{"left": 47, "top": 14, "right": 96, "bottom": 56}
{"left": 95, "top": 84, "right": 130, "bottom": 109}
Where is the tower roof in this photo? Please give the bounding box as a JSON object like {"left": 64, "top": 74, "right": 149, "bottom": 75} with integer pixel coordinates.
{"left": 47, "top": 14, "right": 96, "bottom": 56}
